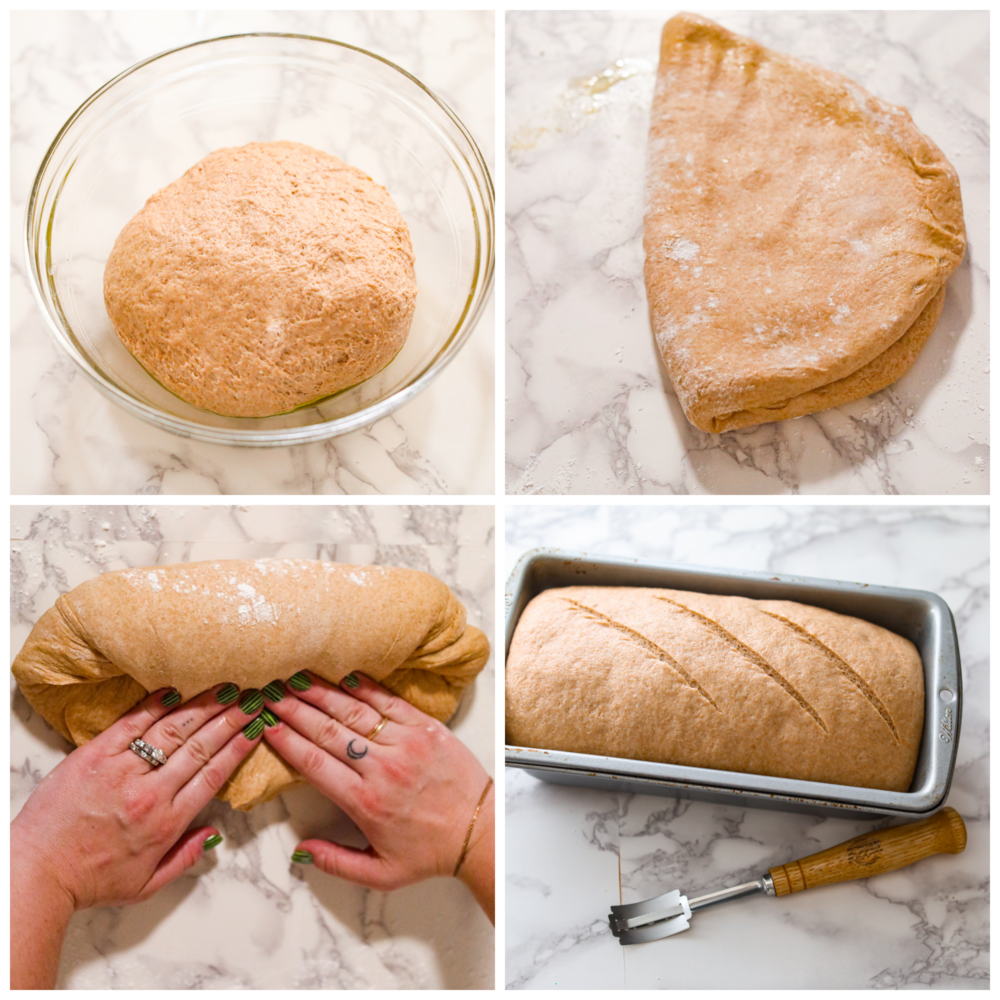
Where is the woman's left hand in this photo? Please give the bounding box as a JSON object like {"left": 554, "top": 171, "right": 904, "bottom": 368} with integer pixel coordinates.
{"left": 11, "top": 683, "right": 267, "bottom": 989}
{"left": 12, "top": 684, "right": 263, "bottom": 911}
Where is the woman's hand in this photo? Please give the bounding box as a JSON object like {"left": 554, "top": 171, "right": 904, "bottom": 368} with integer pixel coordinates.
{"left": 13, "top": 683, "right": 264, "bottom": 908}
{"left": 11, "top": 683, "right": 265, "bottom": 988}
{"left": 261, "top": 671, "right": 494, "bottom": 920}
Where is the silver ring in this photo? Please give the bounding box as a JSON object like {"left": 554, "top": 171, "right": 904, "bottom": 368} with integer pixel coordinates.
{"left": 129, "top": 738, "right": 168, "bottom": 767}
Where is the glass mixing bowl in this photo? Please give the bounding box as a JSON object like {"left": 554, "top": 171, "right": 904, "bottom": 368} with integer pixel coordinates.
{"left": 26, "top": 33, "right": 494, "bottom": 446}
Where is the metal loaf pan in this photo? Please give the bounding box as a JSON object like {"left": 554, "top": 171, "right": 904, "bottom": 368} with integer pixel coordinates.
{"left": 504, "top": 548, "right": 962, "bottom": 819}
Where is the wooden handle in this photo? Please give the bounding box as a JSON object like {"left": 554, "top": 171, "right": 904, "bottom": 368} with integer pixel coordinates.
{"left": 769, "top": 807, "right": 966, "bottom": 896}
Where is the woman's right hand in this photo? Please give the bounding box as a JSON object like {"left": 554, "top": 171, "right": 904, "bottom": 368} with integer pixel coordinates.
{"left": 261, "top": 671, "right": 494, "bottom": 920}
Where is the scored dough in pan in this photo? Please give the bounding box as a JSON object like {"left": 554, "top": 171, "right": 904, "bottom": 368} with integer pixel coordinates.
{"left": 644, "top": 14, "right": 966, "bottom": 433}
{"left": 12, "top": 559, "right": 490, "bottom": 810}
{"left": 505, "top": 586, "right": 924, "bottom": 792}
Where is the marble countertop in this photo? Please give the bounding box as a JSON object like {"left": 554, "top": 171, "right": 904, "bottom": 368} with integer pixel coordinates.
{"left": 504, "top": 504, "right": 988, "bottom": 988}
{"left": 12, "top": 11, "right": 494, "bottom": 495}
{"left": 11, "top": 504, "right": 495, "bottom": 989}
{"left": 505, "top": 11, "right": 989, "bottom": 495}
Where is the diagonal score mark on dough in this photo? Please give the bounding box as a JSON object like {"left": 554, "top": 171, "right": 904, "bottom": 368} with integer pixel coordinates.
{"left": 563, "top": 598, "right": 719, "bottom": 711}
{"left": 653, "top": 596, "right": 828, "bottom": 733}
{"left": 757, "top": 609, "right": 899, "bottom": 742}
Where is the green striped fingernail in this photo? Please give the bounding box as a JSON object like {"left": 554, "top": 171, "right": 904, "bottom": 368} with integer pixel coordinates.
{"left": 203, "top": 834, "right": 223, "bottom": 851}
{"left": 288, "top": 672, "right": 311, "bottom": 691}
{"left": 262, "top": 680, "right": 285, "bottom": 702}
{"left": 239, "top": 689, "right": 264, "bottom": 714}
{"left": 243, "top": 716, "right": 265, "bottom": 740}
{"left": 342, "top": 673, "right": 360, "bottom": 690}
{"left": 162, "top": 690, "right": 181, "bottom": 707}
{"left": 216, "top": 683, "right": 239, "bottom": 705}
{"left": 261, "top": 708, "right": 279, "bottom": 728}
{"left": 291, "top": 850, "right": 314, "bottom": 864}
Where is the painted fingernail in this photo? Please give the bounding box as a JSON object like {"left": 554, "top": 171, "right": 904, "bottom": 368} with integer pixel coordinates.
{"left": 261, "top": 708, "right": 279, "bottom": 728}
{"left": 288, "top": 672, "right": 311, "bottom": 691}
{"left": 262, "top": 680, "right": 285, "bottom": 702}
{"left": 162, "top": 690, "right": 181, "bottom": 708}
{"left": 342, "top": 673, "right": 360, "bottom": 690}
{"left": 239, "top": 689, "right": 264, "bottom": 714}
{"left": 243, "top": 716, "right": 265, "bottom": 740}
{"left": 203, "top": 834, "right": 223, "bottom": 851}
{"left": 291, "top": 850, "right": 314, "bottom": 864}
{"left": 216, "top": 683, "right": 239, "bottom": 705}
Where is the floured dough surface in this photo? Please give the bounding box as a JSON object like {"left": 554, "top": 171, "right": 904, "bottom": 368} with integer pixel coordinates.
{"left": 644, "top": 14, "right": 966, "bottom": 433}
{"left": 104, "top": 141, "right": 417, "bottom": 418}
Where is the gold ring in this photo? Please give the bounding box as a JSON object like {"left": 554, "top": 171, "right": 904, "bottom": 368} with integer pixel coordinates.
{"left": 365, "top": 716, "right": 389, "bottom": 741}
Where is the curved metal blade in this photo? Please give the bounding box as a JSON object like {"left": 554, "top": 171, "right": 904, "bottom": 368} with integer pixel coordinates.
{"left": 608, "top": 889, "right": 693, "bottom": 945}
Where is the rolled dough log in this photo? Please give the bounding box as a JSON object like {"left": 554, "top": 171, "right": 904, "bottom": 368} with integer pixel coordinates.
{"left": 13, "top": 559, "right": 489, "bottom": 810}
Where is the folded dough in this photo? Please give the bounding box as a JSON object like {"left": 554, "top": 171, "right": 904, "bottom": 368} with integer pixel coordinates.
{"left": 12, "top": 559, "right": 490, "bottom": 810}
{"left": 644, "top": 14, "right": 966, "bottom": 433}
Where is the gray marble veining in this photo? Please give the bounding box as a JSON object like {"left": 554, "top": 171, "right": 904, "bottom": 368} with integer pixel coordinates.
{"left": 505, "top": 11, "right": 988, "bottom": 495}
{"left": 11, "top": 504, "right": 495, "bottom": 989}
{"left": 504, "top": 504, "right": 988, "bottom": 989}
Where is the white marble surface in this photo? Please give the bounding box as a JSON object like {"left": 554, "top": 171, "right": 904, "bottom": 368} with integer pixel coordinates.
{"left": 504, "top": 505, "right": 988, "bottom": 988}
{"left": 11, "top": 505, "right": 495, "bottom": 989}
{"left": 505, "top": 11, "right": 989, "bottom": 495}
{"left": 12, "top": 11, "right": 494, "bottom": 495}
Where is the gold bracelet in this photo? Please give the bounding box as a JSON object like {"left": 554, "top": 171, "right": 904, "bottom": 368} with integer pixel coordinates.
{"left": 453, "top": 776, "right": 494, "bottom": 877}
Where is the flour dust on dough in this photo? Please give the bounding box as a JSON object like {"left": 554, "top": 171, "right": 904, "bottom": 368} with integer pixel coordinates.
{"left": 644, "top": 14, "right": 966, "bottom": 433}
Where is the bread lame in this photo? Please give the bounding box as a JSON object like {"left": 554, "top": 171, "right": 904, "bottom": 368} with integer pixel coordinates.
{"left": 609, "top": 808, "right": 966, "bottom": 945}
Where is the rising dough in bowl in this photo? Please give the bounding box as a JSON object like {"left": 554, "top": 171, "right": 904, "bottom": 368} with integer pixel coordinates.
{"left": 103, "top": 141, "right": 418, "bottom": 417}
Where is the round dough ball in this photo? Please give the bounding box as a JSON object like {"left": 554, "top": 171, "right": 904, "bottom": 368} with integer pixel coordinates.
{"left": 103, "top": 141, "right": 417, "bottom": 418}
